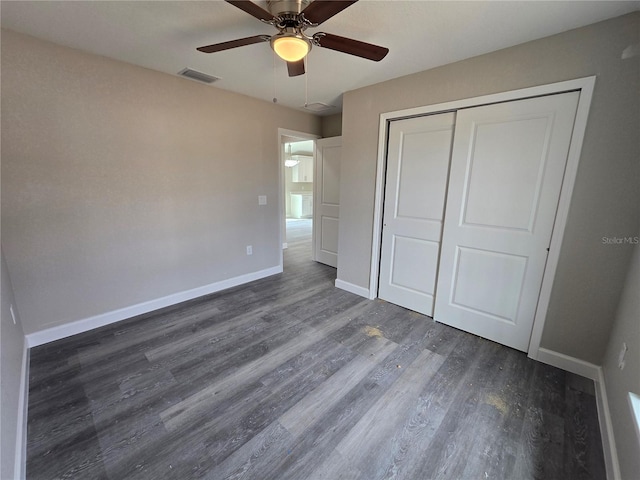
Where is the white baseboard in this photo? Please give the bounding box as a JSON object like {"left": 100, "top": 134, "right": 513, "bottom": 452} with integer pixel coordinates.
{"left": 15, "top": 343, "right": 29, "bottom": 480}
{"left": 25, "top": 266, "right": 282, "bottom": 347}
{"left": 595, "top": 367, "right": 621, "bottom": 480}
{"left": 335, "top": 279, "right": 370, "bottom": 298}
{"left": 534, "top": 347, "right": 600, "bottom": 380}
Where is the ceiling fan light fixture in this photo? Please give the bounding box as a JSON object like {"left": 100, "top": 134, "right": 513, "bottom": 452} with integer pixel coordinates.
{"left": 271, "top": 34, "right": 310, "bottom": 62}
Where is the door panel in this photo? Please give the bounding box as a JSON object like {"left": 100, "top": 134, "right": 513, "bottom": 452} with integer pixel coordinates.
{"left": 314, "top": 137, "right": 341, "bottom": 267}
{"left": 434, "top": 92, "right": 580, "bottom": 351}
{"left": 462, "top": 116, "right": 551, "bottom": 231}
{"left": 451, "top": 246, "right": 527, "bottom": 322}
{"left": 378, "top": 113, "right": 455, "bottom": 316}
{"left": 395, "top": 129, "right": 451, "bottom": 221}
{"left": 320, "top": 216, "right": 339, "bottom": 256}
{"left": 390, "top": 236, "right": 440, "bottom": 293}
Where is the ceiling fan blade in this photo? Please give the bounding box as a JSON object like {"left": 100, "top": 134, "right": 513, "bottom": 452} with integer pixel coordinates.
{"left": 315, "top": 33, "right": 389, "bottom": 61}
{"left": 287, "top": 60, "right": 305, "bottom": 77}
{"left": 197, "top": 35, "right": 270, "bottom": 53}
{"left": 225, "top": 0, "right": 274, "bottom": 22}
{"left": 301, "top": 0, "right": 358, "bottom": 25}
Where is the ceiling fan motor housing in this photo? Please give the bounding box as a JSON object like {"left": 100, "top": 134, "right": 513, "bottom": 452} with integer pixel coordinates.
{"left": 267, "top": 0, "right": 311, "bottom": 16}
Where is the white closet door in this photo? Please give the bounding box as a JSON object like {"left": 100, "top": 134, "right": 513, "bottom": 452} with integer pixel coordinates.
{"left": 434, "top": 92, "right": 579, "bottom": 351}
{"left": 314, "top": 137, "right": 341, "bottom": 268}
{"left": 378, "top": 113, "right": 455, "bottom": 316}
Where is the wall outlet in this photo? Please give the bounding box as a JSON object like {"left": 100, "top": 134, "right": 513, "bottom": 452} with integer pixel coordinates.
{"left": 246, "top": 245, "right": 253, "bottom": 256}
{"left": 9, "top": 305, "right": 17, "bottom": 325}
{"left": 258, "top": 195, "right": 267, "bottom": 205}
{"left": 618, "top": 342, "right": 628, "bottom": 370}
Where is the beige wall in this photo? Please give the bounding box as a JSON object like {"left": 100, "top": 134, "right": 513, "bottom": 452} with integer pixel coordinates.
{"left": 602, "top": 242, "right": 640, "bottom": 480}
{"left": 1, "top": 248, "right": 26, "bottom": 480}
{"left": 337, "top": 12, "right": 640, "bottom": 364}
{"left": 1, "top": 29, "right": 321, "bottom": 335}
{"left": 321, "top": 113, "right": 342, "bottom": 138}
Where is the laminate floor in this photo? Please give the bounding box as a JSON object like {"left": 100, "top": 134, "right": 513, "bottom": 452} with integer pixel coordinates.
{"left": 27, "top": 239, "right": 606, "bottom": 480}
{"left": 286, "top": 218, "right": 312, "bottom": 244}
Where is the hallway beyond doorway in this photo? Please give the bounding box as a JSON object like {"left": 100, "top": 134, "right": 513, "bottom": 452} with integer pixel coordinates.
{"left": 286, "top": 218, "right": 312, "bottom": 245}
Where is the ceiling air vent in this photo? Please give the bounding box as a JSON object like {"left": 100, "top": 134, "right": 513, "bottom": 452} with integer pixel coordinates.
{"left": 302, "top": 102, "right": 335, "bottom": 113}
{"left": 177, "top": 68, "right": 220, "bottom": 84}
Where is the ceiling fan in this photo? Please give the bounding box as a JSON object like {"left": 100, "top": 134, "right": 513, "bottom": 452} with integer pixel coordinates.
{"left": 197, "top": 0, "right": 389, "bottom": 77}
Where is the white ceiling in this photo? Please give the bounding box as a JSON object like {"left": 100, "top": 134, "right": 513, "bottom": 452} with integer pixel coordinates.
{"left": 2, "top": 1, "right": 638, "bottom": 115}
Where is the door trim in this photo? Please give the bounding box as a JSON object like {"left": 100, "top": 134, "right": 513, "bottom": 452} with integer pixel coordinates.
{"left": 368, "top": 76, "right": 596, "bottom": 358}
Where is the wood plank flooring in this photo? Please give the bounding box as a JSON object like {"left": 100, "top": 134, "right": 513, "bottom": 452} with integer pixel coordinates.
{"left": 286, "top": 218, "right": 312, "bottom": 244}
{"left": 26, "top": 234, "right": 606, "bottom": 479}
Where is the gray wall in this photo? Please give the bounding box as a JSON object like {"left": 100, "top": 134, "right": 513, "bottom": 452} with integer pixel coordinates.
{"left": 337, "top": 12, "right": 640, "bottom": 364}
{"left": 1, "top": 29, "right": 322, "bottom": 335}
{"left": 602, "top": 242, "right": 640, "bottom": 480}
{"left": 1, "top": 248, "right": 26, "bottom": 480}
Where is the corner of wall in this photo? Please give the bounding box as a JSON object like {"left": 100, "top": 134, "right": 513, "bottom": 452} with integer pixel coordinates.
{"left": 600, "top": 243, "right": 640, "bottom": 480}
{"left": 533, "top": 348, "right": 621, "bottom": 479}
{"left": 321, "top": 113, "right": 343, "bottom": 138}
{"left": 334, "top": 278, "right": 370, "bottom": 299}
{"left": 15, "top": 345, "right": 29, "bottom": 480}
{"left": 595, "top": 367, "right": 622, "bottom": 480}
{"left": 534, "top": 347, "right": 601, "bottom": 380}
{"left": 1, "top": 247, "right": 28, "bottom": 479}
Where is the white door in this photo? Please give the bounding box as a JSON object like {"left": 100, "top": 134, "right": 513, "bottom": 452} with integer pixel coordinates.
{"left": 314, "top": 137, "right": 341, "bottom": 267}
{"left": 434, "top": 92, "right": 580, "bottom": 351}
{"left": 378, "top": 113, "right": 455, "bottom": 316}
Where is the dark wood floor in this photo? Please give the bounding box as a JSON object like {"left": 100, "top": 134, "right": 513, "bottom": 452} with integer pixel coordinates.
{"left": 27, "top": 233, "right": 606, "bottom": 479}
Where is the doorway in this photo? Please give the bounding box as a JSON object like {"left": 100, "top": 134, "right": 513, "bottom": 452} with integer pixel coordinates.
{"left": 285, "top": 138, "right": 314, "bottom": 250}
{"left": 278, "top": 129, "right": 319, "bottom": 270}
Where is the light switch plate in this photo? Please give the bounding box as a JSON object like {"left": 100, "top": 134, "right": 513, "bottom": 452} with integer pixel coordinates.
{"left": 258, "top": 195, "right": 267, "bottom": 205}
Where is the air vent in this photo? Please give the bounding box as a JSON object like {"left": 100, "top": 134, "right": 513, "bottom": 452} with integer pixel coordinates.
{"left": 177, "top": 68, "right": 220, "bottom": 84}
{"left": 302, "top": 102, "right": 335, "bottom": 112}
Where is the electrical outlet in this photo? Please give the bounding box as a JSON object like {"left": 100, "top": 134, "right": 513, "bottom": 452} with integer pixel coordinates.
{"left": 9, "top": 305, "right": 16, "bottom": 325}
{"left": 618, "top": 342, "right": 628, "bottom": 370}
{"left": 246, "top": 245, "right": 253, "bottom": 256}
{"left": 258, "top": 195, "right": 267, "bottom": 205}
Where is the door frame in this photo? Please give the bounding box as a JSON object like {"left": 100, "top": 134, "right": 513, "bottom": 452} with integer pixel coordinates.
{"left": 368, "top": 76, "right": 596, "bottom": 359}
{"left": 277, "top": 128, "right": 320, "bottom": 269}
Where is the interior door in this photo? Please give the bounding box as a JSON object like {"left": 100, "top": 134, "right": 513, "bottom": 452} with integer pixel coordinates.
{"left": 378, "top": 113, "right": 455, "bottom": 316}
{"left": 314, "top": 137, "right": 341, "bottom": 267}
{"left": 434, "top": 92, "right": 580, "bottom": 351}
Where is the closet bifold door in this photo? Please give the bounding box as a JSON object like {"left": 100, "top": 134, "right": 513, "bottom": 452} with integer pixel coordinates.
{"left": 433, "top": 92, "right": 580, "bottom": 352}
{"left": 378, "top": 112, "right": 455, "bottom": 317}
